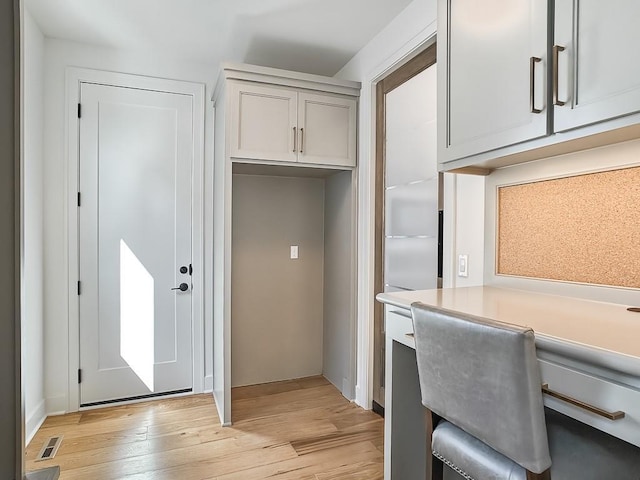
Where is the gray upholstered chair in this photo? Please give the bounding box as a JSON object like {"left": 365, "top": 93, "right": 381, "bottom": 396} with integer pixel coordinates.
{"left": 410, "top": 302, "right": 640, "bottom": 480}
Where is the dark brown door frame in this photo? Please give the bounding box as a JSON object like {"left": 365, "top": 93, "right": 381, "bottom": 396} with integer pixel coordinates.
{"left": 373, "top": 43, "right": 437, "bottom": 411}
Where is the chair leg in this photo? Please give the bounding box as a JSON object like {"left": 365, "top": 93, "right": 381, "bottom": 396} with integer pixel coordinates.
{"left": 526, "top": 468, "right": 551, "bottom": 480}
{"left": 432, "top": 455, "right": 444, "bottom": 480}
{"left": 424, "top": 409, "right": 443, "bottom": 480}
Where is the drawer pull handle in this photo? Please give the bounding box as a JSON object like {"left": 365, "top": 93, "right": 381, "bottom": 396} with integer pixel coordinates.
{"left": 390, "top": 309, "right": 412, "bottom": 319}
{"left": 553, "top": 45, "right": 566, "bottom": 106}
{"left": 530, "top": 56, "right": 543, "bottom": 114}
{"left": 293, "top": 127, "right": 297, "bottom": 152}
{"left": 541, "top": 383, "right": 625, "bottom": 421}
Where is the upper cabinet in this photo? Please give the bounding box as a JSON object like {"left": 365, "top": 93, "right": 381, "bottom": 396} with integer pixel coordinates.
{"left": 229, "top": 83, "right": 298, "bottom": 163}
{"left": 438, "top": 0, "right": 640, "bottom": 172}
{"left": 220, "top": 64, "right": 359, "bottom": 169}
{"left": 554, "top": 0, "right": 640, "bottom": 132}
{"left": 438, "top": 0, "right": 549, "bottom": 162}
{"left": 297, "top": 92, "right": 356, "bottom": 167}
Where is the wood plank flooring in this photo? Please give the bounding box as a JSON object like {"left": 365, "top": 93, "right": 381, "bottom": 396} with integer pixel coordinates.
{"left": 25, "top": 376, "right": 384, "bottom": 479}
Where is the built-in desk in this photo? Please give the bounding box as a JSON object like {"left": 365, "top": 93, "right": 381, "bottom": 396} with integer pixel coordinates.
{"left": 376, "top": 286, "right": 640, "bottom": 480}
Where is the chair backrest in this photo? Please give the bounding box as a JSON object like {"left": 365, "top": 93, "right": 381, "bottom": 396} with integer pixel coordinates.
{"left": 411, "top": 302, "right": 551, "bottom": 474}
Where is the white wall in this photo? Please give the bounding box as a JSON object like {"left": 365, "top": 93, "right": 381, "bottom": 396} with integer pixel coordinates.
{"left": 23, "top": 8, "right": 46, "bottom": 444}
{"left": 335, "top": 0, "right": 485, "bottom": 408}
{"left": 42, "top": 38, "right": 216, "bottom": 413}
{"left": 323, "top": 170, "right": 355, "bottom": 398}
{"left": 442, "top": 173, "right": 485, "bottom": 288}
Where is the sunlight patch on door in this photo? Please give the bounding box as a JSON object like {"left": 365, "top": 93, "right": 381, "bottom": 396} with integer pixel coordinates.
{"left": 120, "top": 239, "right": 155, "bottom": 391}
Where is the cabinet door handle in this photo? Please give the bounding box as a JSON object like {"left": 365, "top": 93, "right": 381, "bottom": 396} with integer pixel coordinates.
{"left": 300, "top": 127, "right": 304, "bottom": 154}
{"left": 553, "top": 45, "right": 566, "bottom": 106}
{"left": 293, "top": 127, "right": 297, "bottom": 152}
{"left": 530, "top": 56, "right": 543, "bottom": 114}
{"left": 541, "top": 383, "right": 625, "bottom": 421}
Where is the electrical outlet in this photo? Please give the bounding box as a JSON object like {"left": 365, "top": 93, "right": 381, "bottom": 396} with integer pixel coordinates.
{"left": 290, "top": 245, "right": 299, "bottom": 259}
{"left": 458, "top": 254, "right": 469, "bottom": 277}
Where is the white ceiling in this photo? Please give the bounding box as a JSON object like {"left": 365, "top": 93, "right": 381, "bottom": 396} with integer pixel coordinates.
{"left": 25, "top": 0, "right": 413, "bottom": 76}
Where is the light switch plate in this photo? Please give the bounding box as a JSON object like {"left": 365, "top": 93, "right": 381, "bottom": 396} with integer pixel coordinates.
{"left": 290, "top": 245, "right": 299, "bottom": 259}
{"left": 458, "top": 254, "right": 468, "bottom": 277}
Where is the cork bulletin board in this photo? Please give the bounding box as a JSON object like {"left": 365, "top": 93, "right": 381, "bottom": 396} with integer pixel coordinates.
{"left": 497, "top": 166, "right": 640, "bottom": 289}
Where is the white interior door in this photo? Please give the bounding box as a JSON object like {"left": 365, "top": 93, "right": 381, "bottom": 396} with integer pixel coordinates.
{"left": 79, "top": 82, "right": 193, "bottom": 406}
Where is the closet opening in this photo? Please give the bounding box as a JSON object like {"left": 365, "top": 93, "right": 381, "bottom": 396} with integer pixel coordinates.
{"left": 230, "top": 162, "right": 356, "bottom": 419}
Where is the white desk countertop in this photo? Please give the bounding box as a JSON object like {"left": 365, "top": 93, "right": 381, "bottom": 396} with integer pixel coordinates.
{"left": 376, "top": 286, "right": 640, "bottom": 378}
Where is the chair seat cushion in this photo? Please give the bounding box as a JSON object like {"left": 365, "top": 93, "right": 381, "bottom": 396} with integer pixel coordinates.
{"left": 433, "top": 409, "right": 640, "bottom": 480}
{"left": 432, "top": 421, "right": 526, "bottom": 480}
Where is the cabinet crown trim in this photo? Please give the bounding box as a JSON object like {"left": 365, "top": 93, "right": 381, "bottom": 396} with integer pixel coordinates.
{"left": 215, "top": 62, "right": 361, "bottom": 99}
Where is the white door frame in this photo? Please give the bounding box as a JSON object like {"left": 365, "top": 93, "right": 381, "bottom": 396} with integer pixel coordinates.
{"left": 66, "top": 67, "right": 205, "bottom": 412}
{"left": 354, "top": 29, "right": 438, "bottom": 410}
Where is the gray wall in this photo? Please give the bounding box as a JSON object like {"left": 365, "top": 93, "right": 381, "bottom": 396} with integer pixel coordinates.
{"left": 323, "top": 171, "right": 354, "bottom": 397}
{"left": 231, "top": 174, "right": 325, "bottom": 387}
{"left": 0, "top": 0, "right": 20, "bottom": 478}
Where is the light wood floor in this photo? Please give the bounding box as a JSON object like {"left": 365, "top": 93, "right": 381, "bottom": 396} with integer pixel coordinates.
{"left": 26, "top": 376, "right": 384, "bottom": 479}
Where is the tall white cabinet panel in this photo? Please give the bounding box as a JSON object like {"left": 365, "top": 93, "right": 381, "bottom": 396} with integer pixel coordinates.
{"left": 554, "top": 0, "right": 640, "bottom": 132}
{"left": 229, "top": 83, "right": 297, "bottom": 163}
{"left": 439, "top": 0, "right": 549, "bottom": 162}
{"left": 298, "top": 93, "right": 357, "bottom": 167}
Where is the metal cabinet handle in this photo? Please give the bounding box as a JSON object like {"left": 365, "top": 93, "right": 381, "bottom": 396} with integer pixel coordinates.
{"left": 542, "top": 383, "right": 625, "bottom": 421}
{"left": 389, "top": 309, "right": 412, "bottom": 319}
{"left": 530, "top": 56, "right": 543, "bottom": 114}
{"left": 293, "top": 127, "right": 297, "bottom": 152}
{"left": 300, "top": 127, "right": 304, "bottom": 153}
{"left": 553, "top": 45, "right": 566, "bottom": 106}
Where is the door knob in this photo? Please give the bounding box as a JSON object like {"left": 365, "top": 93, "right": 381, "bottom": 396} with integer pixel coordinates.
{"left": 171, "top": 283, "right": 189, "bottom": 292}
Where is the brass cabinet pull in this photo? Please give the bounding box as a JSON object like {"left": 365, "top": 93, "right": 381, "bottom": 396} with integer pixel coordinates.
{"left": 553, "top": 45, "right": 566, "bottom": 106}
{"left": 300, "top": 127, "right": 304, "bottom": 153}
{"left": 541, "top": 383, "right": 625, "bottom": 421}
{"left": 293, "top": 127, "right": 297, "bottom": 152}
{"left": 530, "top": 56, "right": 543, "bottom": 114}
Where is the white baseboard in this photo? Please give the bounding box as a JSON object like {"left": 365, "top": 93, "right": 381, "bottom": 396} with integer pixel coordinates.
{"left": 204, "top": 375, "right": 213, "bottom": 392}
{"left": 46, "top": 395, "right": 68, "bottom": 416}
{"left": 26, "top": 399, "right": 47, "bottom": 446}
{"left": 355, "top": 384, "right": 367, "bottom": 409}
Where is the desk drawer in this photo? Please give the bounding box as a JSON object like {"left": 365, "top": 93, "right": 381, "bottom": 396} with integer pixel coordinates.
{"left": 539, "top": 359, "right": 640, "bottom": 447}
{"left": 385, "top": 308, "right": 415, "bottom": 349}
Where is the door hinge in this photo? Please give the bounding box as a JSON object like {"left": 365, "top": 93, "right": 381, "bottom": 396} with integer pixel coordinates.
{"left": 77, "top": 192, "right": 81, "bottom": 207}
{"left": 77, "top": 281, "right": 82, "bottom": 295}
{"left": 78, "top": 369, "right": 82, "bottom": 384}
{"left": 77, "top": 103, "right": 82, "bottom": 119}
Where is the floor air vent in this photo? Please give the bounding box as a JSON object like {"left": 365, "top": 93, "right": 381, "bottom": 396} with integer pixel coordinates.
{"left": 36, "top": 436, "right": 63, "bottom": 461}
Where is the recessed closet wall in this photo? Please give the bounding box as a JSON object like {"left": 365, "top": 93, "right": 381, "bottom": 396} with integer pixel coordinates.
{"left": 231, "top": 167, "right": 355, "bottom": 396}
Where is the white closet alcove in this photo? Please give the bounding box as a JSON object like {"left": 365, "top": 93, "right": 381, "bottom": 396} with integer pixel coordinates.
{"left": 212, "top": 63, "right": 360, "bottom": 425}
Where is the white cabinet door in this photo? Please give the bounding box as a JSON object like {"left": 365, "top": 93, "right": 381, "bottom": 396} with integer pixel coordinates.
{"left": 297, "top": 92, "right": 357, "bottom": 167}
{"left": 439, "top": 0, "right": 549, "bottom": 163}
{"left": 554, "top": 0, "right": 640, "bottom": 132}
{"left": 229, "top": 82, "right": 298, "bottom": 162}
